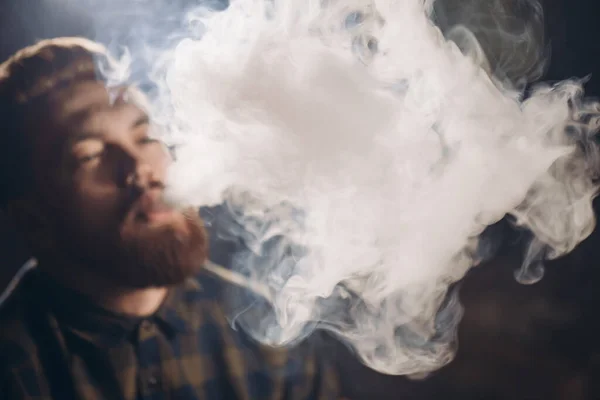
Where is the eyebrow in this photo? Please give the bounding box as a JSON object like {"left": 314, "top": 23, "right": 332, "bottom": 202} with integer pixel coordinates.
{"left": 132, "top": 113, "right": 150, "bottom": 128}
{"left": 67, "top": 111, "right": 150, "bottom": 144}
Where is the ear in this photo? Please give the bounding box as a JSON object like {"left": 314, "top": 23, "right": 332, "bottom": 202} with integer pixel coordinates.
{"left": 4, "top": 197, "right": 56, "bottom": 253}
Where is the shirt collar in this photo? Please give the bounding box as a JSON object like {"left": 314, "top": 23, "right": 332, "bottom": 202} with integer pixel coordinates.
{"left": 153, "top": 276, "right": 204, "bottom": 335}
{"left": 29, "top": 269, "right": 205, "bottom": 348}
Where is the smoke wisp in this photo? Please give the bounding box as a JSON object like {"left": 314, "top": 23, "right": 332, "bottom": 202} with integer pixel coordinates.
{"left": 93, "top": 0, "right": 600, "bottom": 375}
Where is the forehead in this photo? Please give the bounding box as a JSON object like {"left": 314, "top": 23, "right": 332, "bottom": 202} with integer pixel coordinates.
{"left": 50, "top": 80, "right": 111, "bottom": 120}
{"left": 48, "top": 80, "right": 146, "bottom": 128}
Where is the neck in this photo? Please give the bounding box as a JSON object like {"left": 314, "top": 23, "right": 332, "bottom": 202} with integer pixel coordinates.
{"left": 39, "top": 257, "right": 168, "bottom": 317}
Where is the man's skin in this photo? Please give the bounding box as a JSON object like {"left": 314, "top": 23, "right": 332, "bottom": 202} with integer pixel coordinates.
{"left": 15, "top": 79, "right": 206, "bottom": 316}
{"left": 0, "top": 38, "right": 342, "bottom": 400}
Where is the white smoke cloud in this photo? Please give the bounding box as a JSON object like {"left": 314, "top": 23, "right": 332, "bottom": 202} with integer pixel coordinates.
{"left": 145, "top": 0, "right": 600, "bottom": 375}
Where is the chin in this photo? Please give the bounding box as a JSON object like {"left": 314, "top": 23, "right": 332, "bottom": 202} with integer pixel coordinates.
{"left": 113, "top": 210, "right": 208, "bottom": 288}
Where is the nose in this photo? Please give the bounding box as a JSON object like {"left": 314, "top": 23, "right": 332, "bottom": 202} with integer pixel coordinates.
{"left": 110, "top": 144, "right": 165, "bottom": 191}
{"left": 126, "top": 163, "right": 159, "bottom": 190}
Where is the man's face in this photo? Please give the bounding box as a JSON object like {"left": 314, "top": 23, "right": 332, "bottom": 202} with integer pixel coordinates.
{"left": 29, "top": 80, "right": 207, "bottom": 288}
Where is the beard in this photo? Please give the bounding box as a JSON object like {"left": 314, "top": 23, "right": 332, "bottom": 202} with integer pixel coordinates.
{"left": 49, "top": 190, "right": 209, "bottom": 289}
{"left": 107, "top": 209, "right": 208, "bottom": 288}
{"left": 57, "top": 208, "right": 209, "bottom": 289}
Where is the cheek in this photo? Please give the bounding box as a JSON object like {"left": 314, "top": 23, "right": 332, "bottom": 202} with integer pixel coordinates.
{"left": 67, "top": 178, "right": 124, "bottom": 231}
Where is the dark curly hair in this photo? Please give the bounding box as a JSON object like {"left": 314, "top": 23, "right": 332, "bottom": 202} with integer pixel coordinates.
{"left": 0, "top": 37, "right": 111, "bottom": 208}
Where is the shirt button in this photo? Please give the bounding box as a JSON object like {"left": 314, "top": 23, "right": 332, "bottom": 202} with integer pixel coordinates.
{"left": 148, "top": 375, "right": 160, "bottom": 389}
{"left": 140, "top": 320, "right": 152, "bottom": 332}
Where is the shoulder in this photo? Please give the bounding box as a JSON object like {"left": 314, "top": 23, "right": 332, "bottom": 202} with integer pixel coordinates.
{"left": 0, "top": 280, "right": 37, "bottom": 367}
{"left": 0, "top": 272, "right": 51, "bottom": 398}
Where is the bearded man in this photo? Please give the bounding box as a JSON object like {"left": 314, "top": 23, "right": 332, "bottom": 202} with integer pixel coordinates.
{"left": 0, "top": 37, "right": 341, "bottom": 400}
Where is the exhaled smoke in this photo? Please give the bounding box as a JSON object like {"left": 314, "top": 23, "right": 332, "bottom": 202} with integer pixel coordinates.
{"left": 433, "top": 0, "right": 548, "bottom": 89}
{"left": 150, "top": 0, "right": 600, "bottom": 375}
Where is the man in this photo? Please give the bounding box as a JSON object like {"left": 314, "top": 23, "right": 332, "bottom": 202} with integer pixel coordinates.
{"left": 0, "top": 37, "right": 341, "bottom": 399}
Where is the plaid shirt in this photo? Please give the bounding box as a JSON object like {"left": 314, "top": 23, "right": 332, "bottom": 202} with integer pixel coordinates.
{"left": 0, "top": 266, "right": 341, "bottom": 400}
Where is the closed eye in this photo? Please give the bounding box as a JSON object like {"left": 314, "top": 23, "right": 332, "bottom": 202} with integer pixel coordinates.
{"left": 137, "top": 136, "right": 159, "bottom": 145}
{"left": 78, "top": 152, "right": 103, "bottom": 163}
{"left": 71, "top": 138, "right": 105, "bottom": 167}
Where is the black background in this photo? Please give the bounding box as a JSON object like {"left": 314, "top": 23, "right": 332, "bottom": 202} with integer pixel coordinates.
{"left": 1, "top": 1, "right": 600, "bottom": 398}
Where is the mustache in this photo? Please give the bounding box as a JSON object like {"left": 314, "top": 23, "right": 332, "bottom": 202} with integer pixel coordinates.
{"left": 121, "top": 180, "right": 169, "bottom": 220}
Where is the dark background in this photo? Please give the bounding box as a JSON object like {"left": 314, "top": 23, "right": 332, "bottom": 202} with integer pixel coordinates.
{"left": 1, "top": 0, "right": 600, "bottom": 398}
